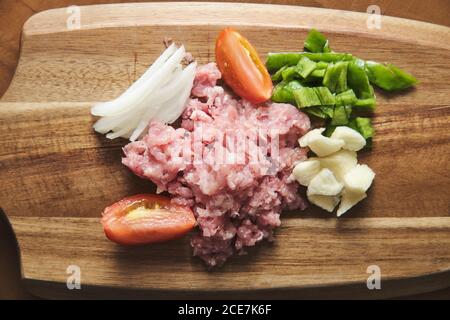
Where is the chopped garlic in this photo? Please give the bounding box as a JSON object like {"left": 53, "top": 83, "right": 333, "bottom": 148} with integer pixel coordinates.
{"left": 308, "top": 168, "right": 344, "bottom": 196}
{"left": 337, "top": 190, "right": 367, "bottom": 217}
{"left": 295, "top": 126, "right": 375, "bottom": 216}
{"left": 298, "top": 128, "right": 345, "bottom": 157}
{"left": 343, "top": 164, "right": 375, "bottom": 193}
{"left": 331, "top": 126, "right": 366, "bottom": 151}
{"left": 298, "top": 128, "right": 325, "bottom": 147}
{"left": 308, "top": 194, "right": 340, "bottom": 212}
{"left": 292, "top": 160, "right": 321, "bottom": 186}
{"left": 307, "top": 135, "right": 345, "bottom": 157}
{"left": 315, "top": 149, "right": 357, "bottom": 181}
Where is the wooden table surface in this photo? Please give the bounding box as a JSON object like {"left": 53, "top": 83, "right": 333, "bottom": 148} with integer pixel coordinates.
{"left": 1, "top": 0, "right": 450, "bottom": 300}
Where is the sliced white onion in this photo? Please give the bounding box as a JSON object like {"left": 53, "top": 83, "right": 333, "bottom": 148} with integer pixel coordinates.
{"left": 167, "top": 67, "right": 196, "bottom": 124}
{"left": 91, "top": 44, "right": 177, "bottom": 118}
{"left": 151, "top": 66, "right": 191, "bottom": 104}
{"left": 154, "top": 94, "right": 182, "bottom": 124}
{"left": 106, "top": 126, "right": 133, "bottom": 140}
{"left": 169, "top": 65, "right": 196, "bottom": 123}
{"left": 161, "top": 64, "right": 183, "bottom": 87}
{"left": 130, "top": 69, "right": 193, "bottom": 140}
{"left": 91, "top": 45, "right": 186, "bottom": 117}
{"left": 129, "top": 104, "right": 162, "bottom": 142}
{"left": 91, "top": 43, "right": 196, "bottom": 141}
{"left": 154, "top": 62, "right": 197, "bottom": 124}
{"left": 129, "top": 43, "right": 177, "bottom": 91}
{"left": 93, "top": 111, "right": 136, "bottom": 133}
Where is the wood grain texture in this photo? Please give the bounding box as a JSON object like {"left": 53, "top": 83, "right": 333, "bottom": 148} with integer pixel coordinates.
{"left": 1, "top": 0, "right": 449, "bottom": 98}
{"left": 8, "top": 215, "right": 450, "bottom": 299}
{"left": 0, "top": 3, "right": 449, "bottom": 299}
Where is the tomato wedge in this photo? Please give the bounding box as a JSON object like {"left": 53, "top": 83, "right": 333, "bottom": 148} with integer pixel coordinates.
{"left": 101, "top": 194, "right": 196, "bottom": 245}
{"left": 215, "top": 28, "right": 272, "bottom": 104}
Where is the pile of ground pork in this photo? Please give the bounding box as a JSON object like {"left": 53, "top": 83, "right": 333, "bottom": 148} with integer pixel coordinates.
{"left": 123, "top": 63, "right": 310, "bottom": 267}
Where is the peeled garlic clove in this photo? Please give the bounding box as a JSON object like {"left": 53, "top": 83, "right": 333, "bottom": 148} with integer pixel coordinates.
{"left": 292, "top": 159, "right": 321, "bottom": 186}
{"left": 308, "top": 168, "right": 344, "bottom": 196}
{"left": 317, "top": 149, "right": 357, "bottom": 181}
{"left": 308, "top": 194, "right": 340, "bottom": 212}
{"left": 337, "top": 190, "right": 367, "bottom": 217}
{"left": 298, "top": 127, "right": 344, "bottom": 157}
{"left": 343, "top": 164, "right": 375, "bottom": 193}
{"left": 331, "top": 126, "right": 366, "bottom": 151}
{"left": 298, "top": 128, "right": 325, "bottom": 147}
{"left": 308, "top": 135, "right": 344, "bottom": 157}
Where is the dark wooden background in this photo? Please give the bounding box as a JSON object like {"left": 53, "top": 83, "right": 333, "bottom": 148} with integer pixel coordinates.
{"left": 1, "top": 0, "right": 449, "bottom": 300}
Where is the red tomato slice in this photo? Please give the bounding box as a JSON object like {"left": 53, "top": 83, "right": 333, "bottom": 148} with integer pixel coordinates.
{"left": 101, "top": 194, "right": 196, "bottom": 245}
{"left": 215, "top": 28, "right": 273, "bottom": 104}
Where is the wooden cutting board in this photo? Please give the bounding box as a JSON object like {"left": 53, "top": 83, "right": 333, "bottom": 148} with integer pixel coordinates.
{"left": 1, "top": 2, "right": 449, "bottom": 299}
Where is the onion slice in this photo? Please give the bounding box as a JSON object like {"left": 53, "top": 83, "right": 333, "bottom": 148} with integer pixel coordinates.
{"left": 155, "top": 62, "right": 197, "bottom": 123}
{"left": 91, "top": 45, "right": 186, "bottom": 117}
{"left": 91, "top": 43, "right": 196, "bottom": 141}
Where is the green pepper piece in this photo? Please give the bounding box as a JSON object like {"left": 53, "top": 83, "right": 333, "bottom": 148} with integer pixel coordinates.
{"left": 293, "top": 86, "right": 335, "bottom": 108}
{"left": 304, "top": 105, "right": 334, "bottom": 119}
{"left": 316, "top": 61, "right": 329, "bottom": 69}
{"left": 344, "top": 105, "right": 353, "bottom": 118}
{"left": 321, "top": 105, "right": 335, "bottom": 118}
{"left": 354, "top": 98, "right": 376, "bottom": 111}
{"left": 365, "top": 61, "right": 417, "bottom": 91}
{"left": 266, "top": 52, "right": 353, "bottom": 73}
{"left": 323, "top": 61, "right": 349, "bottom": 93}
{"left": 314, "top": 87, "right": 335, "bottom": 105}
{"left": 294, "top": 87, "right": 321, "bottom": 108}
{"left": 335, "top": 89, "right": 357, "bottom": 106}
{"left": 354, "top": 117, "right": 374, "bottom": 140}
{"left": 296, "top": 57, "right": 317, "bottom": 78}
{"left": 271, "top": 65, "right": 288, "bottom": 82}
{"left": 305, "top": 107, "right": 327, "bottom": 118}
{"left": 281, "top": 67, "right": 298, "bottom": 81}
{"left": 304, "top": 29, "right": 331, "bottom": 53}
{"left": 348, "top": 58, "right": 374, "bottom": 99}
{"left": 310, "top": 69, "right": 326, "bottom": 78}
{"left": 330, "top": 105, "right": 349, "bottom": 126}
{"left": 271, "top": 80, "right": 303, "bottom": 104}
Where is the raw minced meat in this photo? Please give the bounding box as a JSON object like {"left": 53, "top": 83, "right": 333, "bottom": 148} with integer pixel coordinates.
{"left": 122, "top": 62, "right": 310, "bottom": 267}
